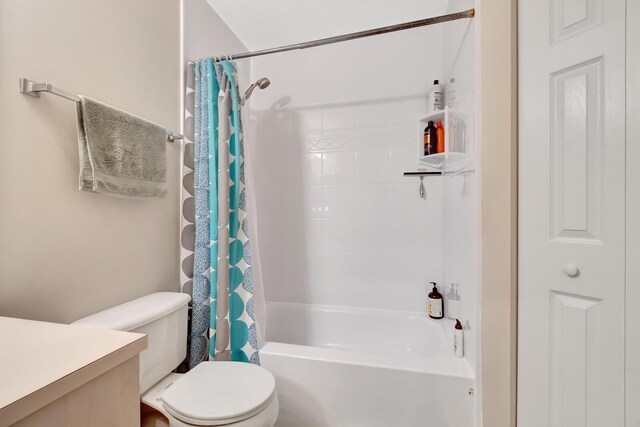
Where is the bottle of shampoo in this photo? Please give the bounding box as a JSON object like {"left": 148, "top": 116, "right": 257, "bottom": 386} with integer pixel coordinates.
{"left": 454, "top": 319, "right": 464, "bottom": 357}
{"left": 424, "top": 121, "right": 437, "bottom": 156}
{"left": 436, "top": 121, "right": 445, "bottom": 153}
{"left": 446, "top": 77, "right": 457, "bottom": 108}
{"left": 427, "top": 282, "right": 444, "bottom": 319}
{"left": 428, "top": 80, "right": 443, "bottom": 113}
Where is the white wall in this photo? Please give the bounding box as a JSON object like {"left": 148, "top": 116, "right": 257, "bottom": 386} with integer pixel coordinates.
{"left": 249, "top": 26, "right": 446, "bottom": 312}
{"left": 442, "top": 0, "right": 479, "bottom": 374}
{"left": 441, "top": 3, "right": 480, "bottom": 424}
{"left": 0, "top": 0, "right": 180, "bottom": 323}
{"left": 207, "top": 0, "right": 448, "bottom": 51}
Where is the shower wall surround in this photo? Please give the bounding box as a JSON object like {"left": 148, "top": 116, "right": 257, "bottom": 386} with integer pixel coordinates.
{"left": 442, "top": 0, "right": 479, "bottom": 379}
{"left": 249, "top": 3, "right": 479, "bottom": 382}
{"left": 249, "top": 27, "right": 446, "bottom": 313}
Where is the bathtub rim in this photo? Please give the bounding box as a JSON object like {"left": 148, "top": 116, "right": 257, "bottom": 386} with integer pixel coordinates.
{"left": 264, "top": 301, "right": 475, "bottom": 378}
{"left": 261, "top": 341, "right": 474, "bottom": 379}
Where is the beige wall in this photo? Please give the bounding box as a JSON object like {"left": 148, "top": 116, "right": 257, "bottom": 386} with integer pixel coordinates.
{"left": 0, "top": 0, "right": 181, "bottom": 323}
{"left": 479, "top": 0, "right": 518, "bottom": 426}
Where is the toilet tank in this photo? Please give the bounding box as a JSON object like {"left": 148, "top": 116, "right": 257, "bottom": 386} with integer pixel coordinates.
{"left": 72, "top": 292, "right": 191, "bottom": 393}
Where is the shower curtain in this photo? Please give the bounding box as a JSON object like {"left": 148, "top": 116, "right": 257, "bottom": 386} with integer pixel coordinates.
{"left": 180, "top": 59, "right": 262, "bottom": 368}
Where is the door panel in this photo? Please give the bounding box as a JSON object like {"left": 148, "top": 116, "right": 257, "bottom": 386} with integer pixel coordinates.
{"left": 551, "top": 0, "right": 601, "bottom": 42}
{"left": 550, "top": 58, "right": 602, "bottom": 242}
{"left": 518, "top": 0, "right": 625, "bottom": 424}
{"left": 549, "top": 292, "right": 602, "bottom": 427}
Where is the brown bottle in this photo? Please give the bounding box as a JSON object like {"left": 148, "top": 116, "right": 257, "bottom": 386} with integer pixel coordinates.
{"left": 427, "top": 282, "right": 444, "bottom": 319}
{"left": 423, "top": 121, "right": 437, "bottom": 156}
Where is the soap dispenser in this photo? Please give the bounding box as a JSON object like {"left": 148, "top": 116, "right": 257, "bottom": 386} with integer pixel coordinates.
{"left": 427, "top": 282, "right": 444, "bottom": 319}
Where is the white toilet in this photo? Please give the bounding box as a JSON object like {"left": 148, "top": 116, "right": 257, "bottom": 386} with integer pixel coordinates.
{"left": 72, "top": 292, "right": 278, "bottom": 427}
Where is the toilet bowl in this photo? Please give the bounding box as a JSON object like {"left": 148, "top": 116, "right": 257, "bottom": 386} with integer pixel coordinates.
{"left": 72, "top": 292, "right": 278, "bottom": 427}
{"left": 141, "top": 362, "right": 278, "bottom": 427}
{"left": 141, "top": 366, "right": 278, "bottom": 427}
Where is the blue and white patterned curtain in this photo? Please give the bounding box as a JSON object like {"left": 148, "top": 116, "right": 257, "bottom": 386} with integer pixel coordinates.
{"left": 180, "top": 59, "right": 259, "bottom": 368}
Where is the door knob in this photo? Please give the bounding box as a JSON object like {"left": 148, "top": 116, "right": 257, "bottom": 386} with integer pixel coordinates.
{"left": 563, "top": 264, "right": 579, "bottom": 277}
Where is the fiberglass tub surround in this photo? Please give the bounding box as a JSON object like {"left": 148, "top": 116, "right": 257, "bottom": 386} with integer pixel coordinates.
{"left": 243, "top": 2, "right": 478, "bottom": 426}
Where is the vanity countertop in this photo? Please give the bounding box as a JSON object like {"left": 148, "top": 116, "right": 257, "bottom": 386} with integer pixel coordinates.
{"left": 0, "top": 316, "right": 147, "bottom": 426}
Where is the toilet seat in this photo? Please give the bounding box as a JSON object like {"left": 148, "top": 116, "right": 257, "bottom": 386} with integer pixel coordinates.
{"left": 160, "top": 362, "right": 276, "bottom": 426}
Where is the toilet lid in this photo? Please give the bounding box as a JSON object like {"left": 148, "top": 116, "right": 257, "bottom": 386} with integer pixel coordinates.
{"left": 160, "top": 362, "right": 276, "bottom": 426}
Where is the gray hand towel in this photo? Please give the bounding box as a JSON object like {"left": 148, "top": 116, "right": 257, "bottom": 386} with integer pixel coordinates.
{"left": 75, "top": 96, "right": 167, "bottom": 198}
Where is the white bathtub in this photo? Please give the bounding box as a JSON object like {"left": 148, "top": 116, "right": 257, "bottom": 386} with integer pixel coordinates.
{"left": 260, "top": 302, "right": 475, "bottom": 427}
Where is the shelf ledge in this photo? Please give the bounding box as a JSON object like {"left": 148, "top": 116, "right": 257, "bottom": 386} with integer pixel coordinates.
{"left": 418, "top": 152, "right": 473, "bottom": 171}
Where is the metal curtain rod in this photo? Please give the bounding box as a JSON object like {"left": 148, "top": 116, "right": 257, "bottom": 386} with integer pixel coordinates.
{"left": 19, "top": 78, "right": 184, "bottom": 143}
{"left": 212, "top": 9, "right": 475, "bottom": 62}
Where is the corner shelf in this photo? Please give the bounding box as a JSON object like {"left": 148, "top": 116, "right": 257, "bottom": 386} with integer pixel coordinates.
{"left": 419, "top": 152, "right": 471, "bottom": 170}
{"left": 417, "top": 107, "right": 473, "bottom": 172}
{"left": 419, "top": 108, "right": 447, "bottom": 125}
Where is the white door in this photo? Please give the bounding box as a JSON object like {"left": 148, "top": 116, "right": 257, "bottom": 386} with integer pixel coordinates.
{"left": 626, "top": 2, "right": 640, "bottom": 425}
{"left": 518, "top": 0, "right": 626, "bottom": 425}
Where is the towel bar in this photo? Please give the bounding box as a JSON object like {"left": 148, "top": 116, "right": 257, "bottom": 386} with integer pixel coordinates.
{"left": 20, "top": 78, "right": 183, "bottom": 143}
